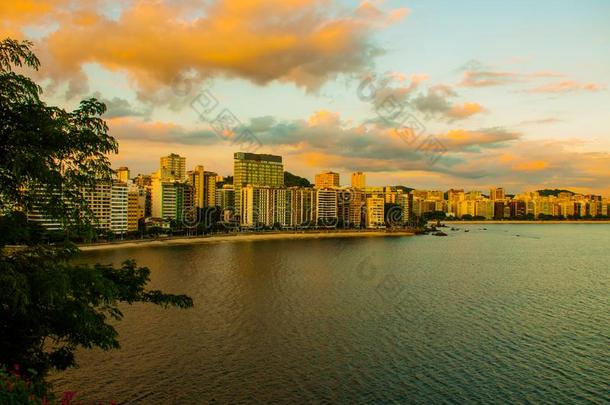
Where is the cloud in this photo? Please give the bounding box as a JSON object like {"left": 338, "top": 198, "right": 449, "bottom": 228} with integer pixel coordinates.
{"left": 107, "top": 117, "right": 218, "bottom": 146}
{"left": 0, "top": 0, "right": 68, "bottom": 37}
{"left": 3, "top": 0, "right": 408, "bottom": 97}
{"left": 358, "top": 73, "right": 485, "bottom": 123}
{"left": 307, "top": 109, "right": 342, "bottom": 127}
{"left": 525, "top": 80, "right": 606, "bottom": 94}
{"left": 90, "top": 92, "right": 151, "bottom": 118}
{"left": 517, "top": 117, "right": 563, "bottom": 126}
{"left": 105, "top": 112, "right": 610, "bottom": 194}
{"left": 446, "top": 102, "right": 485, "bottom": 120}
{"left": 459, "top": 69, "right": 566, "bottom": 88}
{"left": 245, "top": 112, "right": 518, "bottom": 170}
{"left": 457, "top": 61, "right": 605, "bottom": 95}
{"left": 438, "top": 128, "right": 519, "bottom": 150}
{"left": 459, "top": 70, "right": 522, "bottom": 87}
{"left": 512, "top": 160, "right": 550, "bottom": 172}
{"left": 411, "top": 85, "right": 485, "bottom": 122}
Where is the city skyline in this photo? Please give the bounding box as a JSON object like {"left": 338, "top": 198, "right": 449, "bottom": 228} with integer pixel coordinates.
{"left": 122, "top": 151, "right": 610, "bottom": 199}
{"left": 2, "top": 1, "right": 609, "bottom": 195}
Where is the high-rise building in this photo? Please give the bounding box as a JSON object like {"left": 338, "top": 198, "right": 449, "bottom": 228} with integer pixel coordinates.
{"left": 287, "top": 187, "right": 316, "bottom": 227}
{"left": 476, "top": 199, "right": 494, "bottom": 219}
{"left": 151, "top": 174, "right": 189, "bottom": 222}
{"left": 338, "top": 188, "right": 364, "bottom": 227}
{"left": 397, "top": 193, "right": 413, "bottom": 224}
{"left": 351, "top": 172, "right": 366, "bottom": 189}
{"left": 427, "top": 190, "right": 444, "bottom": 201}
{"left": 233, "top": 152, "right": 284, "bottom": 216}
{"left": 127, "top": 186, "right": 146, "bottom": 232}
{"left": 186, "top": 167, "right": 216, "bottom": 209}
{"left": 315, "top": 188, "right": 338, "bottom": 225}
{"left": 447, "top": 189, "right": 465, "bottom": 217}
{"left": 204, "top": 171, "right": 217, "bottom": 208}
{"left": 116, "top": 167, "right": 130, "bottom": 183}
{"left": 26, "top": 188, "right": 64, "bottom": 232}
{"left": 240, "top": 185, "right": 287, "bottom": 227}
{"left": 215, "top": 184, "right": 235, "bottom": 211}
{"left": 110, "top": 181, "right": 128, "bottom": 234}
{"left": 134, "top": 174, "right": 152, "bottom": 188}
{"left": 509, "top": 200, "right": 526, "bottom": 218}
{"left": 188, "top": 165, "right": 206, "bottom": 209}
{"left": 82, "top": 180, "right": 128, "bottom": 234}
{"left": 365, "top": 197, "right": 385, "bottom": 228}
{"left": 458, "top": 199, "right": 477, "bottom": 218}
{"left": 315, "top": 171, "right": 340, "bottom": 188}
{"left": 466, "top": 190, "right": 483, "bottom": 200}
{"left": 493, "top": 201, "right": 506, "bottom": 220}
{"left": 160, "top": 153, "right": 186, "bottom": 181}
{"left": 490, "top": 187, "right": 506, "bottom": 201}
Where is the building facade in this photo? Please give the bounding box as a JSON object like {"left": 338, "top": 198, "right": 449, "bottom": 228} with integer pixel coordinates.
{"left": 365, "top": 197, "right": 385, "bottom": 228}
{"left": 315, "top": 188, "right": 338, "bottom": 225}
{"left": 315, "top": 171, "right": 340, "bottom": 189}
{"left": 160, "top": 153, "right": 186, "bottom": 181}
{"left": 233, "top": 152, "right": 284, "bottom": 217}
{"left": 351, "top": 172, "right": 366, "bottom": 189}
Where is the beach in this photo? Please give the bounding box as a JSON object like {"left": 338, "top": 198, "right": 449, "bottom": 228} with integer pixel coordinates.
{"left": 79, "top": 230, "right": 414, "bottom": 251}
{"left": 441, "top": 220, "right": 610, "bottom": 225}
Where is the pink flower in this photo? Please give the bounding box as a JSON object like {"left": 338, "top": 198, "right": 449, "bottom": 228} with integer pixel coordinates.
{"left": 61, "top": 391, "right": 78, "bottom": 405}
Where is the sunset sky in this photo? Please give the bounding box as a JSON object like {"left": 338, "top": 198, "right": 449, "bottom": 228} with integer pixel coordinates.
{"left": 2, "top": 0, "right": 609, "bottom": 194}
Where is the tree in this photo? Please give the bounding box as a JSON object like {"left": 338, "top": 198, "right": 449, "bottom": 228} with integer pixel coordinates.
{"left": 284, "top": 171, "right": 311, "bottom": 187}
{"left": 423, "top": 211, "right": 446, "bottom": 221}
{"left": 0, "top": 38, "right": 193, "bottom": 391}
{"left": 536, "top": 189, "right": 575, "bottom": 197}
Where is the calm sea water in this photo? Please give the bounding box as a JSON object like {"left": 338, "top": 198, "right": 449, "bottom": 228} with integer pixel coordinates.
{"left": 50, "top": 225, "right": 610, "bottom": 403}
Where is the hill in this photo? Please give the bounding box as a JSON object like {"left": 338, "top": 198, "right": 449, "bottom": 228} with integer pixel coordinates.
{"left": 536, "top": 189, "right": 575, "bottom": 197}
{"left": 284, "top": 171, "right": 311, "bottom": 187}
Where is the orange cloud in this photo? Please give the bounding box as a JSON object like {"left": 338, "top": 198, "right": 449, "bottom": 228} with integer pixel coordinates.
{"left": 439, "top": 128, "right": 519, "bottom": 148}
{"left": 512, "top": 160, "right": 550, "bottom": 172}
{"left": 447, "top": 102, "right": 484, "bottom": 119}
{"left": 307, "top": 110, "right": 341, "bottom": 127}
{"left": 526, "top": 80, "right": 606, "bottom": 94}
{"left": 0, "top": 0, "right": 68, "bottom": 37}
{"left": 3, "top": 0, "right": 408, "bottom": 95}
{"left": 458, "top": 67, "right": 566, "bottom": 87}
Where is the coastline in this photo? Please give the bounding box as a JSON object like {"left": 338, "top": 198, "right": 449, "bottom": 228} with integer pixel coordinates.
{"left": 441, "top": 220, "right": 610, "bottom": 225}
{"left": 78, "top": 230, "right": 414, "bottom": 251}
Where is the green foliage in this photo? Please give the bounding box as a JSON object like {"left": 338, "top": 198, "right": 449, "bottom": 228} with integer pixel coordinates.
{"left": 0, "top": 38, "right": 117, "bottom": 230}
{"left": 0, "top": 38, "right": 194, "bottom": 390}
{"left": 536, "top": 189, "right": 575, "bottom": 197}
{"left": 0, "top": 245, "right": 193, "bottom": 378}
{"left": 0, "top": 211, "right": 45, "bottom": 246}
{"left": 423, "top": 211, "right": 446, "bottom": 221}
{"left": 0, "top": 366, "right": 54, "bottom": 404}
{"left": 284, "top": 171, "right": 311, "bottom": 187}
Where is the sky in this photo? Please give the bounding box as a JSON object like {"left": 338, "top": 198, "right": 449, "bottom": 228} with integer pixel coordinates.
{"left": 2, "top": 0, "right": 610, "bottom": 195}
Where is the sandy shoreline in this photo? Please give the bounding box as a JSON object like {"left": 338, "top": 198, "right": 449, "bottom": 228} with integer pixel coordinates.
{"left": 79, "top": 230, "right": 414, "bottom": 251}
{"left": 441, "top": 220, "right": 610, "bottom": 225}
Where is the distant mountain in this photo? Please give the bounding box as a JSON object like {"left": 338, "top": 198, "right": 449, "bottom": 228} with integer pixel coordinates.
{"left": 396, "top": 186, "right": 414, "bottom": 194}
{"left": 537, "top": 189, "right": 575, "bottom": 197}
{"left": 284, "top": 171, "right": 311, "bottom": 187}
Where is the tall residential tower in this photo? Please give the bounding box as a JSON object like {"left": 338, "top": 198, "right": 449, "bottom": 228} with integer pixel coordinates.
{"left": 315, "top": 171, "right": 340, "bottom": 188}
{"left": 233, "top": 152, "right": 284, "bottom": 216}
